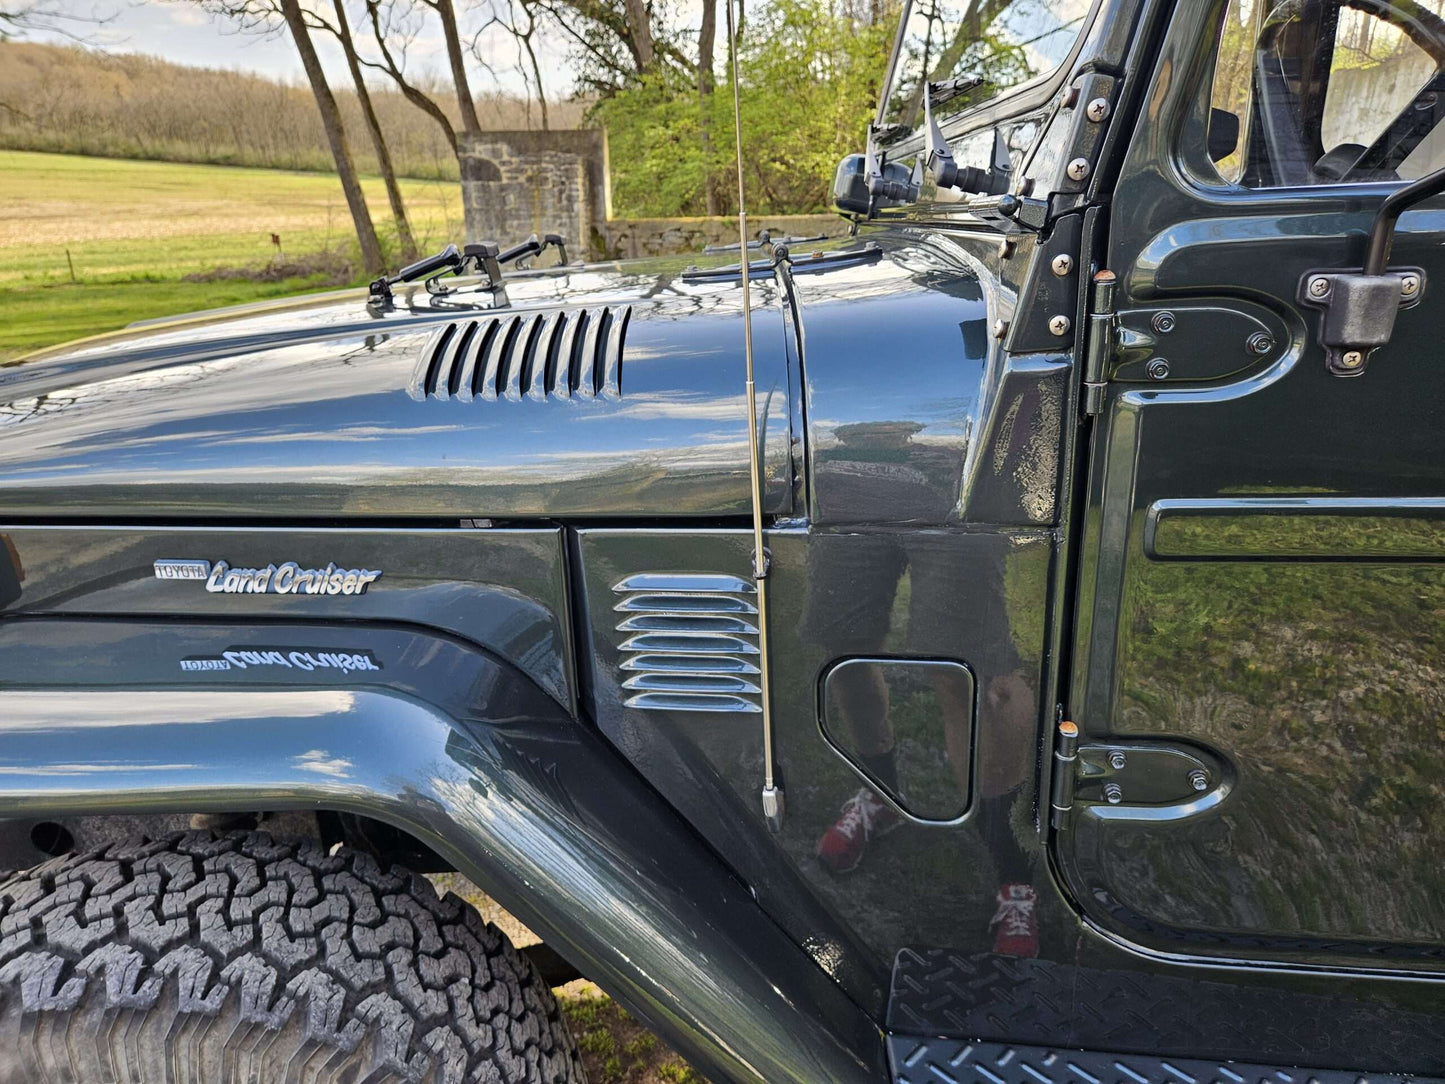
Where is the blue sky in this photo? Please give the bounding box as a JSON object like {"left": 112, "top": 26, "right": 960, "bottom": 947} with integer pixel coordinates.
{"left": 27, "top": 0, "right": 558, "bottom": 95}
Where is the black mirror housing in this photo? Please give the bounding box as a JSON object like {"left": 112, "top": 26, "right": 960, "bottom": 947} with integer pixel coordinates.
{"left": 833, "top": 154, "right": 872, "bottom": 214}
{"left": 1208, "top": 108, "right": 1240, "bottom": 163}
{"left": 833, "top": 153, "right": 917, "bottom": 215}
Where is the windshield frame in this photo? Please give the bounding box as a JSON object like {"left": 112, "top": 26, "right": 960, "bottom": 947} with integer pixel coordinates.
{"left": 873, "top": 0, "right": 1110, "bottom": 141}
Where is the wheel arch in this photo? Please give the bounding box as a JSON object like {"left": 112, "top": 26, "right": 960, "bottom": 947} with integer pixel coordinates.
{"left": 0, "top": 617, "right": 885, "bottom": 1084}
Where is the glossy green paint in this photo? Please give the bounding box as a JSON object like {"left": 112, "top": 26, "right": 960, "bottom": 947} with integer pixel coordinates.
{"left": 1, "top": 0, "right": 1444, "bottom": 1076}
{"left": 1063, "top": 0, "right": 1445, "bottom": 972}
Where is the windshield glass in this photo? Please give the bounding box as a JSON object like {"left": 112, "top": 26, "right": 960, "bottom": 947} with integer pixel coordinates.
{"left": 880, "top": 0, "right": 1094, "bottom": 134}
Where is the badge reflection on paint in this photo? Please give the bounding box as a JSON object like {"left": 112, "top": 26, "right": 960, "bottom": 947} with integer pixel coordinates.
{"left": 154, "top": 559, "right": 382, "bottom": 596}
{"left": 179, "top": 648, "right": 382, "bottom": 673}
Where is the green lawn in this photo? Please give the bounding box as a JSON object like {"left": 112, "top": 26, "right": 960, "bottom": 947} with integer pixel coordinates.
{"left": 0, "top": 149, "right": 465, "bottom": 359}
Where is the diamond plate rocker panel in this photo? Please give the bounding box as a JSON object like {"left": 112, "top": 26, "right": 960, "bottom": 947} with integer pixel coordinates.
{"left": 888, "top": 1035, "right": 1443, "bottom": 1084}
{"left": 888, "top": 950, "right": 1445, "bottom": 1067}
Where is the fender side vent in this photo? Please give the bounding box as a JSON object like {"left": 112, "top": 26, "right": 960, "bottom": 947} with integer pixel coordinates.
{"left": 408, "top": 306, "right": 631, "bottom": 402}
{"left": 612, "top": 573, "right": 761, "bottom": 713}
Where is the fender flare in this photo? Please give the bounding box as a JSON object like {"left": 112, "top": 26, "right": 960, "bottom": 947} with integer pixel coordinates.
{"left": 0, "top": 620, "right": 884, "bottom": 1084}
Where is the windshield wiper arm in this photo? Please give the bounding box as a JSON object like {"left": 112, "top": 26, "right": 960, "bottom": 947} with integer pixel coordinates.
{"left": 928, "top": 73, "right": 985, "bottom": 109}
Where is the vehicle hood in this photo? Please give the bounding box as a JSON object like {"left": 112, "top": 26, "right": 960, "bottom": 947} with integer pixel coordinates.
{"left": 0, "top": 256, "right": 796, "bottom": 520}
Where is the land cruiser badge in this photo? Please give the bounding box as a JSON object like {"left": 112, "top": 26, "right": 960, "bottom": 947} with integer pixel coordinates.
{"left": 154, "top": 559, "right": 382, "bottom": 596}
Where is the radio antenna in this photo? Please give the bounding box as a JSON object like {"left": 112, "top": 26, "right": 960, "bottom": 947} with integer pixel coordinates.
{"left": 725, "top": 0, "right": 783, "bottom": 832}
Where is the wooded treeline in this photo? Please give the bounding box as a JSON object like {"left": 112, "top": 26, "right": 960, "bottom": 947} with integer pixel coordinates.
{"left": 0, "top": 41, "right": 584, "bottom": 178}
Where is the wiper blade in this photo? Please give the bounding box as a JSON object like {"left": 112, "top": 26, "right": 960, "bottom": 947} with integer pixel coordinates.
{"left": 369, "top": 244, "right": 463, "bottom": 300}
{"left": 702, "top": 230, "right": 828, "bottom": 255}
{"left": 928, "top": 73, "right": 985, "bottom": 109}
{"left": 870, "top": 122, "right": 912, "bottom": 146}
{"left": 367, "top": 232, "right": 571, "bottom": 304}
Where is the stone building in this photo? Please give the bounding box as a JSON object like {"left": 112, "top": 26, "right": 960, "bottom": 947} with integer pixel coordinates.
{"left": 458, "top": 128, "right": 849, "bottom": 262}
{"left": 459, "top": 131, "right": 611, "bottom": 262}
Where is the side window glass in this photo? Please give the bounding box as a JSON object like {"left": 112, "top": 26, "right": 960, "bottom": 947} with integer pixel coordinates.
{"left": 880, "top": 0, "right": 1093, "bottom": 136}
{"left": 1208, "top": 0, "right": 1445, "bottom": 187}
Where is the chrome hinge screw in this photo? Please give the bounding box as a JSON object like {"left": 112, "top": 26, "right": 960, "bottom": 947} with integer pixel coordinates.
{"left": 1146, "top": 358, "right": 1170, "bottom": 380}
{"left": 998, "top": 237, "right": 1017, "bottom": 259}
{"left": 1308, "top": 276, "right": 1331, "bottom": 298}
{"left": 1401, "top": 274, "right": 1421, "bottom": 297}
{"left": 1188, "top": 770, "right": 1209, "bottom": 792}
{"left": 1340, "top": 350, "right": 1364, "bottom": 369}
{"left": 1051, "top": 254, "right": 1074, "bottom": 277}
{"left": 1066, "top": 158, "right": 1092, "bottom": 182}
{"left": 1085, "top": 97, "right": 1111, "bottom": 122}
{"left": 1103, "top": 782, "right": 1123, "bottom": 804}
{"left": 993, "top": 319, "right": 1010, "bottom": 341}
{"left": 1049, "top": 314, "right": 1072, "bottom": 336}
{"left": 1108, "top": 751, "right": 1127, "bottom": 770}
{"left": 1151, "top": 311, "right": 1176, "bottom": 334}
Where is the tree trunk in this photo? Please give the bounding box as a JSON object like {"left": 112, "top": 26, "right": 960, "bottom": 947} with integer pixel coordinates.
{"left": 332, "top": 0, "right": 417, "bottom": 261}
{"left": 697, "top": 0, "right": 718, "bottom": 214}
{"left": 522, "top": 29, "right": 549, "bottom": 130}
{"left": 433, "top": 0, "right": 483, "bottom": 135}
{"left": 366, "top": 0, "right": 460, "bottom": 155}
{"left": 624, "top": 0, "right": 655, "bottom": 70}
{"left": 279, "top": 0, "right": 385, "bottom": 275}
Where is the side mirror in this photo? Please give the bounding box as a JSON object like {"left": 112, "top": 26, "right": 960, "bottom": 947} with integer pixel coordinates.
{"left": 1208, "top": 108, "right": 1240, "bottom": 163}
{"left": 833, "top": 153, "right": 918, "bottom": 215}
{"left": 833, "top": 154, "right": 872, "bottom": 214}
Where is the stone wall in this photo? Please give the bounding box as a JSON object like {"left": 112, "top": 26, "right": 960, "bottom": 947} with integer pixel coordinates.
{"left": 599, "top": 214, "right": 850, "bottom": 260}
{"left": 459, "top": 130, "right": 610, "bottom": 261}
{"left": 458, "top": 129, "right": 849, "bottom": 261}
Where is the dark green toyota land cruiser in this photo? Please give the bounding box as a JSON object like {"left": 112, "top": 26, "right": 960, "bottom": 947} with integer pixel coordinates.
{"left": 0, "top": 0, "right": 1443, "bottom": 1079}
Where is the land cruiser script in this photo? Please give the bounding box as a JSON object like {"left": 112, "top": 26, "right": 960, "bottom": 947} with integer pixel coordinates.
{"left": 154, "top": 559, "right": 383, "bottom": 595}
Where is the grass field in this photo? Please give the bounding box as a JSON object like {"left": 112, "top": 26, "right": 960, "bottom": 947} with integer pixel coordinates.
{"left": 0, "top": 149, "right": 466, "bottom": 359}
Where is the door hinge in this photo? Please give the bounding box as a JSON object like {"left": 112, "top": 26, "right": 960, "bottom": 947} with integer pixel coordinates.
{"left": 1050, "top": 720, "right": 1227, "bottom": 829}
{"left": 1081, "top": 269, "right": 1116, "bottom": 415}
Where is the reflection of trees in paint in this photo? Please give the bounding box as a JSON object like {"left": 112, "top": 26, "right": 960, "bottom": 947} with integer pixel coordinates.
{"left": 1101, "top": 554, "right": 1445, "bottom": 950}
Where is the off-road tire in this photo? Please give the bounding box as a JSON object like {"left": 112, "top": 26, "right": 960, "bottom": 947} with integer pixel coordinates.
{"left": 0, "top": 830, "right": 587, "bottom": 1084}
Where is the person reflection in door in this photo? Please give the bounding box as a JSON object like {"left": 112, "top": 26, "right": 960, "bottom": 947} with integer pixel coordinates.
{"left": 802, "top": 429, "right": 1039, "bottom": 956}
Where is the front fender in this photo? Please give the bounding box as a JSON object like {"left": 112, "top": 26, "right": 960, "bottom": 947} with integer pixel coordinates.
{"left": 0, "top": 618, "right": 883, "bottom": 1084}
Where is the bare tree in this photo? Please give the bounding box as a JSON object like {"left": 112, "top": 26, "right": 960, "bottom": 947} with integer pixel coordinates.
{"left": 275, "top": 0, "right": 386, "bottom": 273}
{"left": 191, "top": 0, "right": 386, "bottom": 272}
{"left": 0, "top": 0, "right": 113, "bottom": 41}
{"left": 433, "top": 0, "right": 482, "bottom": 136}
{"left": 697, "top": 0, "right": 717, "bottom": 212}
{"left": 471, "top": 0, "right": 550, "bottom": 129}
{"left": 363, "top": 0, "right": 461, "bottom": 153}
{"left": 313, "top": 0, "right": 419, "bottom": 260}
{"left": 360, "top": 0, "right": 483, "bottom": 160}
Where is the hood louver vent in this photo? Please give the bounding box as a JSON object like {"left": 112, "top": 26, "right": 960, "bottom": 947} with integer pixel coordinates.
{"left": 409, "top": 307, "right": 631, "bottom": 402}
{"left": 613, "top": 573, "right": 761, "bottom": 714}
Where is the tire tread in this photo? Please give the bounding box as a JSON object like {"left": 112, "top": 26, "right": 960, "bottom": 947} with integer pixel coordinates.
{"left": 0, "top": 830, "right": 584, "bottom": 1084}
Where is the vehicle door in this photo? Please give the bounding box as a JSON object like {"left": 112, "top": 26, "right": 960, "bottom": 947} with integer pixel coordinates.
{"left": 1062, "top": 0, "right": 1445, "bottom": 972}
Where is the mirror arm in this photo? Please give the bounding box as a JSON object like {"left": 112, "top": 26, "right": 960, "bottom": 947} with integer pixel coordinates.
{"left": 1365, "top": 164, "right": 1445, "bottom": 274}
{"left": 1298, "top": 165, "right": 1445, "bottom": 376}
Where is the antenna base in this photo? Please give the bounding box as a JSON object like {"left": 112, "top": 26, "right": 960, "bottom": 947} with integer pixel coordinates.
{"left": 762, "top": 784, "right": 786, "bottom": 832}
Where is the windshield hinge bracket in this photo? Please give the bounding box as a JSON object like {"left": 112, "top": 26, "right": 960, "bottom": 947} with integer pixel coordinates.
{"left": 1082, "top": 269, "right": 1117, "bottom": 415}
